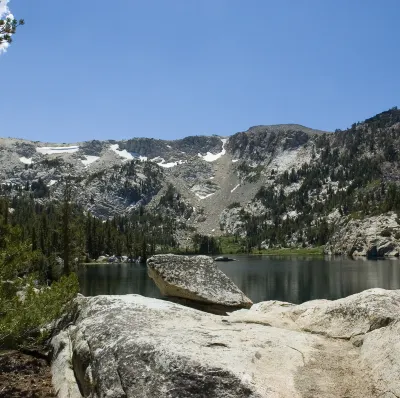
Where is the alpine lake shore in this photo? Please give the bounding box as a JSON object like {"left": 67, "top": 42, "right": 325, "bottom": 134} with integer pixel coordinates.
{"left": 2, "top": 253, "right": 400, "bottom": 398}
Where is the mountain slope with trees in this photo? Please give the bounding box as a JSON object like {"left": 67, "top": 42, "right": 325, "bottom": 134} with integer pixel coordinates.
{"left": 1, "top": 108, "right": 400, "bottom": 257}
{"left": 228, "top": 107, "right": 400, "bottom": 255}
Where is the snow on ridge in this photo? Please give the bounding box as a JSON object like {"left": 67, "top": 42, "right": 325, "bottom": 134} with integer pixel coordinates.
{"left": 147, "top": 156, "right": 185, "bottom": 168}
{"left": 198, "top": 138, "right": 228, "bottom": 162}
{"left": 20, "top": 157, "right": 33, "bottom": 165}
{"left": 110, "top": 144, "right": 148, "bottom": 162}
{"left": 36, "top": 146, "right": 79, "bottom": 155}
{"left": 158, "top": 160, "right": 185, "bottom": 168}
{"left": 195, "top": 192, "right": 215, "bottom": 200}
{"left": 81, "top": 155, "right": 99, "bottom": 166}
{"left": 48, "top": 180, "right": 57, "bottom": 186}
{"left": 155, "top": 158, "right": 186, "bottom": 168}
{"left": 232, "top": 159, "right": 239, "bottom": 163}
{"left": 110, "top": 144, "right": 134, "bottom": 161}
{"left": 231, "top": 184, "right": 240, "bottom": 193}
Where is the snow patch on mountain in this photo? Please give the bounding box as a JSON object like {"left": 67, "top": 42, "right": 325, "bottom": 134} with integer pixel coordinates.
{"left": 156, "top": 158, "right": 186, "bottom": 168}
{"left": 19, "top": 157, "right": 33, "bottom": 164}
{"left": 36, "top": 145, "right": 79, "bottom": 155}
{"left": 195, "top": 192, "right": 215, "bottom": 200}
{"left": 110, "top": 144, "right": 147, "bottom": 162}
{"left": 231, "top": 184, "right": 240, "bottom": 193}
{"left": 191, "top": 181, "right": 219, "bottom": 200}
{"left": 198, "top": 138, "right": 227, "bottom": 162}
{"left": 82, "top": 156, "right": 99, "bottom": 166}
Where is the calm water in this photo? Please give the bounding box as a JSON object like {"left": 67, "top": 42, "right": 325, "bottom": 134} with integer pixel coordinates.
{"left": 78, "top": 255, "right": 400, "bottom": 304}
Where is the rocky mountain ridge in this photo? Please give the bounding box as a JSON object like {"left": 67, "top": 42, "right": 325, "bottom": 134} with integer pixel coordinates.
{"left": 0, "top": 124, "right": 324, "bottom": 227}
{"left": 2, "top": 108, "right": 400, "bottom": 255}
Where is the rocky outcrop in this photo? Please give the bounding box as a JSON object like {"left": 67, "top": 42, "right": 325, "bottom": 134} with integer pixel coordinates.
{"left": 120, "top": 135, "right": 223, "bottom": 160}
{"left": 219, "top": 200, "right": 268, "bottom": 237}
{"left": 219, "top": 206, "right": 246, "bottom": 236}
{"left": 51, "top": 289, "right": 400, "bottom": 398}
{"left": 170, "top": 158, "right": 214, "bottom": 184}
{"left": 147, "top": 254, "right": 253, "bottom": 313}
{"left": 325, "top": 212, "right": 400, "bottom": 257}
{"left": 229, "top": 288, "right": 400, "bottom": 397}
{"left": 190, "top": 180, "right": 220, "bottom": 199}
{"left": 229, "top": 288, "right": 400, "bottom": 339}
{"left": 226, "top": 124, "right": 324, "bottom": 164}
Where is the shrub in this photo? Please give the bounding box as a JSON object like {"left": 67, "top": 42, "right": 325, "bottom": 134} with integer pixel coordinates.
{"left": 380, "top": 228, "right": 392, "bottom": 237}
{"left": 0, "top": 273, "right": 79, "bottom": 349}
{"left": 227, "top": 202, "right": 241, "bottom": 209}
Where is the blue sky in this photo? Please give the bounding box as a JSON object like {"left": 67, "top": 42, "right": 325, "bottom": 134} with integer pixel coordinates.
{"left": 1, "top": 0, "right": 399, "bottom": 142}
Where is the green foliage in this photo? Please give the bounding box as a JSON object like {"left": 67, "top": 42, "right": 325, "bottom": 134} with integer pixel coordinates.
{"left": 31, "top": 178, "right": 49, "bottom": 198}
{"left": 237, "top": 163, "right": 263, "bottom": 182}
{"left": 192, "top": 234, "right": 221, "bottom": 255}
{"left": 236, "top": 108, "right": 400, "bottom": 250}
{"left": 218, "top": 236, "right": 248, "bottom": 254}
{"left": 254, "top": 247, "right": 324, "bottom": 256}
{"left": 0, "top": 192, "right": 182, "bottom": 264}
{"left": 0, "top": 17, "right": 24, "bottom": 46}
{"left": 380, "top": 228, "right": 392, "bottom": 237}
{"left": 349, "top": 212, "right": 363, "bottom": 220}
{"left": 227, "top": 202, "right": 241, "bottom": 209}
{"left": 0, "top": 198, "right": 79, "bottom": 348}
{"left": 0, "top": 274, "right": 79, "bottom": 349}
{"left": 159, "top": 184, "right": 193, "bottom": 219}
{"left": 0, "top": 225, "right": 37, "bottom": 281}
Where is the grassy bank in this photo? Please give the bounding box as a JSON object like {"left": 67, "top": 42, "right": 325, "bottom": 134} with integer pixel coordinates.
{"left": 251, "top": 247, "right": 325, "bottom": 256}
{"left": 218, "top": 236, "right": 246, "bottom": 254}
{"left": 218, "top": 237, "right": 325, "bottom": 256}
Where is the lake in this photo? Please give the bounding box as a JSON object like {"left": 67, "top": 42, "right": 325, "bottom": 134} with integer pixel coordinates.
{"left": 78, "top": 255, "right": 400, "bottom": 304}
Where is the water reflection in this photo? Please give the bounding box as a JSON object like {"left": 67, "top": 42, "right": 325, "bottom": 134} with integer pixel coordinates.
{"left": 218, "top": 256, "right": 400, "bottom": 304}
{"left": 78, "top": 256, "right": 400, "bottom": 304}
{"left": 79, "top": 263, "right": 162, "bottom": 298}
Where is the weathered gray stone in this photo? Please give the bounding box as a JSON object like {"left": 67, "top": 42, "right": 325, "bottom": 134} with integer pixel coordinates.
{"left": 325, "top": 212, "right": 400, "bottom": 257}
{"left": 230, "top": 288, "right": 400, "bottom": 339}
{"left": 51, "top": 330, "right": 83, "bottom": 398}
{"left": 51, "top": 293, "right": 385, "bottom": 398}
{"left": 147, "top": 254, "right": 253, "bottom": 313}
{"left": 361, "top": 321, "right": 400, "bottom": 397}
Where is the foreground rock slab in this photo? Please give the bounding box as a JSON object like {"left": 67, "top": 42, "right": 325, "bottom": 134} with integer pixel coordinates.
{"left": 147, "top": 254, "right": 252, "bottom": 313}
{"left": 51, "top": 289, "right": 400, "bottom": 398}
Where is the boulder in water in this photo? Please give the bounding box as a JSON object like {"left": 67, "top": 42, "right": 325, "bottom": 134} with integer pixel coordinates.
{"left": 147, "top": 254, "right": 252, "bottom": 313}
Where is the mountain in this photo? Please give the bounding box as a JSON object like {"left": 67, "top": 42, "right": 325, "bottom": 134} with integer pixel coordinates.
{"left": 1, "top": 108, "right": 400, "bottom": 255}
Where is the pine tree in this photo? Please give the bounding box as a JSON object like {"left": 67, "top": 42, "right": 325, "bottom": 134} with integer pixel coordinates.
{"left": 62, "top": 177, "right": 73, "bottom": 275}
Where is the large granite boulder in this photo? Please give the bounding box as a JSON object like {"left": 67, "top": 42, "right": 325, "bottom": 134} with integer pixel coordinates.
{"left": 229, "top": 288, "right": 400, "bottom": 339}
{"left": 51, "top": 292, "right": 400, "bottom": 398}
{"left": 147, "top": 254, "right": 252, "bottom": 313}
